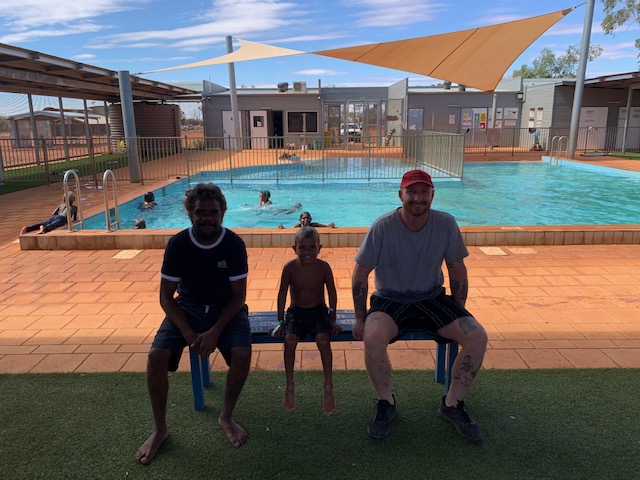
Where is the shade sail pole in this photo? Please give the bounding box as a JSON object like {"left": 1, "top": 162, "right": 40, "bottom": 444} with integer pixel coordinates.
{"left": 567, "top": 0, "right": 595, "bottom": 158}
{"left": 227, "top": 36, "right": 242, "bottom": 152}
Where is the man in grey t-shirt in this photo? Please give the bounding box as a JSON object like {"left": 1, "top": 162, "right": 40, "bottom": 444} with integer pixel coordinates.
{"left": 352, "top": 170, "right": 488, "bottom": 442}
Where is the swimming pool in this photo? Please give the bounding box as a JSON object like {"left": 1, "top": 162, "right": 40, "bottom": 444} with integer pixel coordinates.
{"left": 83, "top": 160, "right": 640, "bottom": 230}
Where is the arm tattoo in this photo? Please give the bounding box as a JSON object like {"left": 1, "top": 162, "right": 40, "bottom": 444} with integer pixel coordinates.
{"left": 352, "top": 281, "right": 367, "bottom": 313}
{"left": 450, "top": 277, "right": 468, "bottom": 303}
{"left": 446, "top": 260, "right": 468, "bottom": 306}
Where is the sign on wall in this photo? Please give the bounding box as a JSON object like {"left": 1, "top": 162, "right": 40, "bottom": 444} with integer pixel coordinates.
{"left": 578, "top": 107, "right": 608, "bottom": 150}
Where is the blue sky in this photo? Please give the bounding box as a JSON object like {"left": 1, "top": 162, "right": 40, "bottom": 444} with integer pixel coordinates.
{"left": 0, "top": 0, "right": 638, "bottom": 91}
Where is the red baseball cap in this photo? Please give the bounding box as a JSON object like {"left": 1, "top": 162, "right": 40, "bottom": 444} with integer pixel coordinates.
{"left": 400, "top": 170, "right": 434, "bottom": 189}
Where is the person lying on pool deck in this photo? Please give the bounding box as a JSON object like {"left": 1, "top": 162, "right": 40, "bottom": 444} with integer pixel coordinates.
{"left": 20, "top": 192, "right": 78, "bottom": 235}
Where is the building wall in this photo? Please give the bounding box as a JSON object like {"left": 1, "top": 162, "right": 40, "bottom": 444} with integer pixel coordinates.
{"left": 203, "top": 93, "right": 323, "bottom": 137}
{"left": 407, "top": 92, "right": 521, "bottom": 133}
{"left": 108, "top": 102, "right": 181, "bottom": 138}
{"left": 320, "top": 87, "right": 389, "bottom": 102}
{"left": 520, "top": 83, "right": 556, "bottom": 130}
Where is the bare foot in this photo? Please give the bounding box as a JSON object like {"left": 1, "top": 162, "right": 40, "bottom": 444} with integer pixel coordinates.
{"left": 37, "top": 226, "right": 45, "bottom": 235}
{"left": 218, "top": 417, "right": 248, "bottom": 448}
{"left": 20, "top": 227, "right": 27, "bottom": 235}
{"left": 283, "top": 382, "right": 296, "bottom": 411}
{"left": 323, "top": 385, "right": 336, "bottom": 415}
{"left": 135, "top": 429, "right": 168, "bottom": 465}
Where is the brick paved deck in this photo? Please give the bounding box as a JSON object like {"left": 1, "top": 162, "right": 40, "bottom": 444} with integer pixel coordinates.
{"left": 2, "top": 154, "right": 640, "bottom": 373}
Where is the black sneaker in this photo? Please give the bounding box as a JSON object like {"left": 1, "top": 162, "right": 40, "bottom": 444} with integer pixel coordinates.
{"left": 367, "top": 396, "right": 397, "bottom": 439}
{"left": 438, "top": 396, "right": 483, "bottom": 442}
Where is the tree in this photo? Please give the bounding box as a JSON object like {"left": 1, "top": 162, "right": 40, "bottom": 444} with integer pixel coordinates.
{"left": 512, "top": 43, "right": 603, "bottom": 78}
{"left": 602, "top": 0, "right": 640, "bottom": 56}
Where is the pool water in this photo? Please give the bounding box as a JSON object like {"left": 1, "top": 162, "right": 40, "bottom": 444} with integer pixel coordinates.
{"left": 83, "top": 161, "right": 640, "bottom": 230}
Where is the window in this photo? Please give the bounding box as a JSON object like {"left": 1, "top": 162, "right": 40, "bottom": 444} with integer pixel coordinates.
{"left": 287, "top": 111, "right": 318, "bottom": 133}
{"left": 528, "top": 108, "right": 535, "bottom": 129}
{"left": 407, "top": 108, "right": 424, "bottom": 131}
{"left": 536, "top": 108, "right": 544, "bottom": 128}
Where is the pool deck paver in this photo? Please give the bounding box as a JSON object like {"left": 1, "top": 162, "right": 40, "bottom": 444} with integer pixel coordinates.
{"left": 1, "top": 238, "right": 640, "bottom": 374}
{"left": 1, "top": 155, "right": 640, "bottom": 374}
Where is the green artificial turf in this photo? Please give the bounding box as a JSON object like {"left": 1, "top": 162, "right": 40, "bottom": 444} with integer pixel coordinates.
{"left": 607, "top": 151, "right": 640, "bottom": 160}
{"left": 1, "top": 369, "right": 638, "bottom": 479}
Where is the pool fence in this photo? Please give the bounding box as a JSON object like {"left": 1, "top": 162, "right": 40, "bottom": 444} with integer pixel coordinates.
{"left": 2, "top": 126, "right": 639, "bottom": 185}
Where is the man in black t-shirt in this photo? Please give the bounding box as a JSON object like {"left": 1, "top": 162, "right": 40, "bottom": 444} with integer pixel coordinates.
{"left": 136, "top": 183, "right": 251, "bottom": 465}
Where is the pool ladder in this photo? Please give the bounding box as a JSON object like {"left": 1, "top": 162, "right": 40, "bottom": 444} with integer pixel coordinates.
{"left": 103, "top": 169, "right": 120, "bottom": 231}
{"left": 62, "top": 170, "right": 84, "bottom": 231}
{"left": 62, "top": 169, "right": 120, "bottom": 231}
{"left": 549, "top": 136, "right": 568, "bottom": 166}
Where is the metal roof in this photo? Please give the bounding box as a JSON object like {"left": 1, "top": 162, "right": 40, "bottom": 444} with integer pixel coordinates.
{"left": 0, "top": 43, "right": 197, "bottom": 102}
{"left": 583, "top": 71, "right": 640, "bottom": 90}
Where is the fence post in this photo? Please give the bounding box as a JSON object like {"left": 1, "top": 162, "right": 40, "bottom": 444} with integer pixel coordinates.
{"left": 184, "top": 135, "right": 190, "bottom": 179}
{"left": 0, "top": 139, "right": 4, "bottom": 185}
{"left": 136, "top": 136, "right": 145, "bottom": 185}
{"left": 228, "top": 136, "right": 233, "bottom": 182}
{"left": 41, "top": 138, "right": 50, "bottom": 185}
{"left": 584, "top": 127, "right": 590, "bottom": 152}
{"left": 320, "top": 146, "right": 324, "bottom": 181}
{"left": 89, "top": 135, "right": 98, "bottom": 188}
{"left": 368, "top": 134, "right": 372, "bottom": 179}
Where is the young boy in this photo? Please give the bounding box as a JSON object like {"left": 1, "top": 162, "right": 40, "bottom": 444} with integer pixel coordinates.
{"left": 275, "top": 226, "right": 340, "bottom": 415}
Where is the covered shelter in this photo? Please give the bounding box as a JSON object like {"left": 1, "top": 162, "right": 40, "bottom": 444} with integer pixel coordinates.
{"left": 0, "top": 42, "right": 194, "bottom": 101}
{"left": 0, "top": 42, "right": 197, "bottom": 182}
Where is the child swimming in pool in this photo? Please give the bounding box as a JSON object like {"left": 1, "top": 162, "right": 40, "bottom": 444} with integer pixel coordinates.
{"left": 258, "top": 190, "right": 272, "bottom": 206}
{"left": 278, "top": 211, "right": 335, "bottom": 229}
{"left": 141, "top": 192, "right": 157, "bottom": 209}
{"left": 258, "top": 190, "right": 301, "bottom": 214}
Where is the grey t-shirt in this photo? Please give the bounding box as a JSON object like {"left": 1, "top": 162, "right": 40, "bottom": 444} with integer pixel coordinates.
{"left": 355, "top": 208, "right": 469, "bottom": 303}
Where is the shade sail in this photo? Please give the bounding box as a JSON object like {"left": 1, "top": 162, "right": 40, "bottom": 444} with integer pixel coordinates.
{"left": 138, "top": 39, "right": 305, "bottom": 74}
{"left": 139, "top": 7, "right": 574, "bottom": 92}
{"left": 313, "top": 8, "right": 573, "bottom": 92}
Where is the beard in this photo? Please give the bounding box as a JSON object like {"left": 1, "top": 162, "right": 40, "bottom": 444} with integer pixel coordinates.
{"left": 405, "top": 201, "right": 430, "bottom": 216}
{"left": 193, "top": 221, "right": 221, "bottom": 242}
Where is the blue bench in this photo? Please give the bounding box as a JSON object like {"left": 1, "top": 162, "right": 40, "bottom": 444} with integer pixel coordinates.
{"left": 189, "top": 310, "right": 459, "bottom": 410}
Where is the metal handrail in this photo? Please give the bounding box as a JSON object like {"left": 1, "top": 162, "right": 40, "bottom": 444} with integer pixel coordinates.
{"left": 549, "top": 135, "right": 568, "bottom": 166}
{"left": 102, "top": 169, "right": 120, "bottom": 231}
{"left": 62, "top": 170, "right": 84, "bottom": 231}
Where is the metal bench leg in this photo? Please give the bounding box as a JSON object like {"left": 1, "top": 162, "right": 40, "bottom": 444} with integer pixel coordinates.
{"left": 190, "top": 348, "right": 207, "bottom": 410}
{"left": 435, "top": 342, "right": 446, "bottom": 384}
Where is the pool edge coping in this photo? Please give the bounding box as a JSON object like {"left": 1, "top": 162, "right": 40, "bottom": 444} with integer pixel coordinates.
{"left": 18, "top": 224, "right": 640, "bottom": 250}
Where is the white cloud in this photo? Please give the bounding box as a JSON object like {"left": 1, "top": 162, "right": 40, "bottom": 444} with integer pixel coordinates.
{"left": 0, "top": 23, "right": 103, "bottom": 44}
{"left": 266, "top": 34, "right": 349, "bottom": 44}
{"left": 547, "top": 23, "right": 605, "bottom": 36}
{"left": 0, "top": 0, "right": 148, "bottom": 29}
{"left": 599, "top": 41, "right": 639, "bottom": 60}
{"left": 294, "top": 69, "right": 343, "bottom": 75}
{"left": 350, "top": 0, "right": 447, "bottom": 28}
{"left": 72, "top": 53, "right": 96, "bottom": 60}
{"left": 96, "top": 0, "right": 306, "bottom": 50}
{"left": 466, "top": 5, "right": 525, "bottom": 28}
{"left": 134, "top": 56, "right": 195, "bottom": 62}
